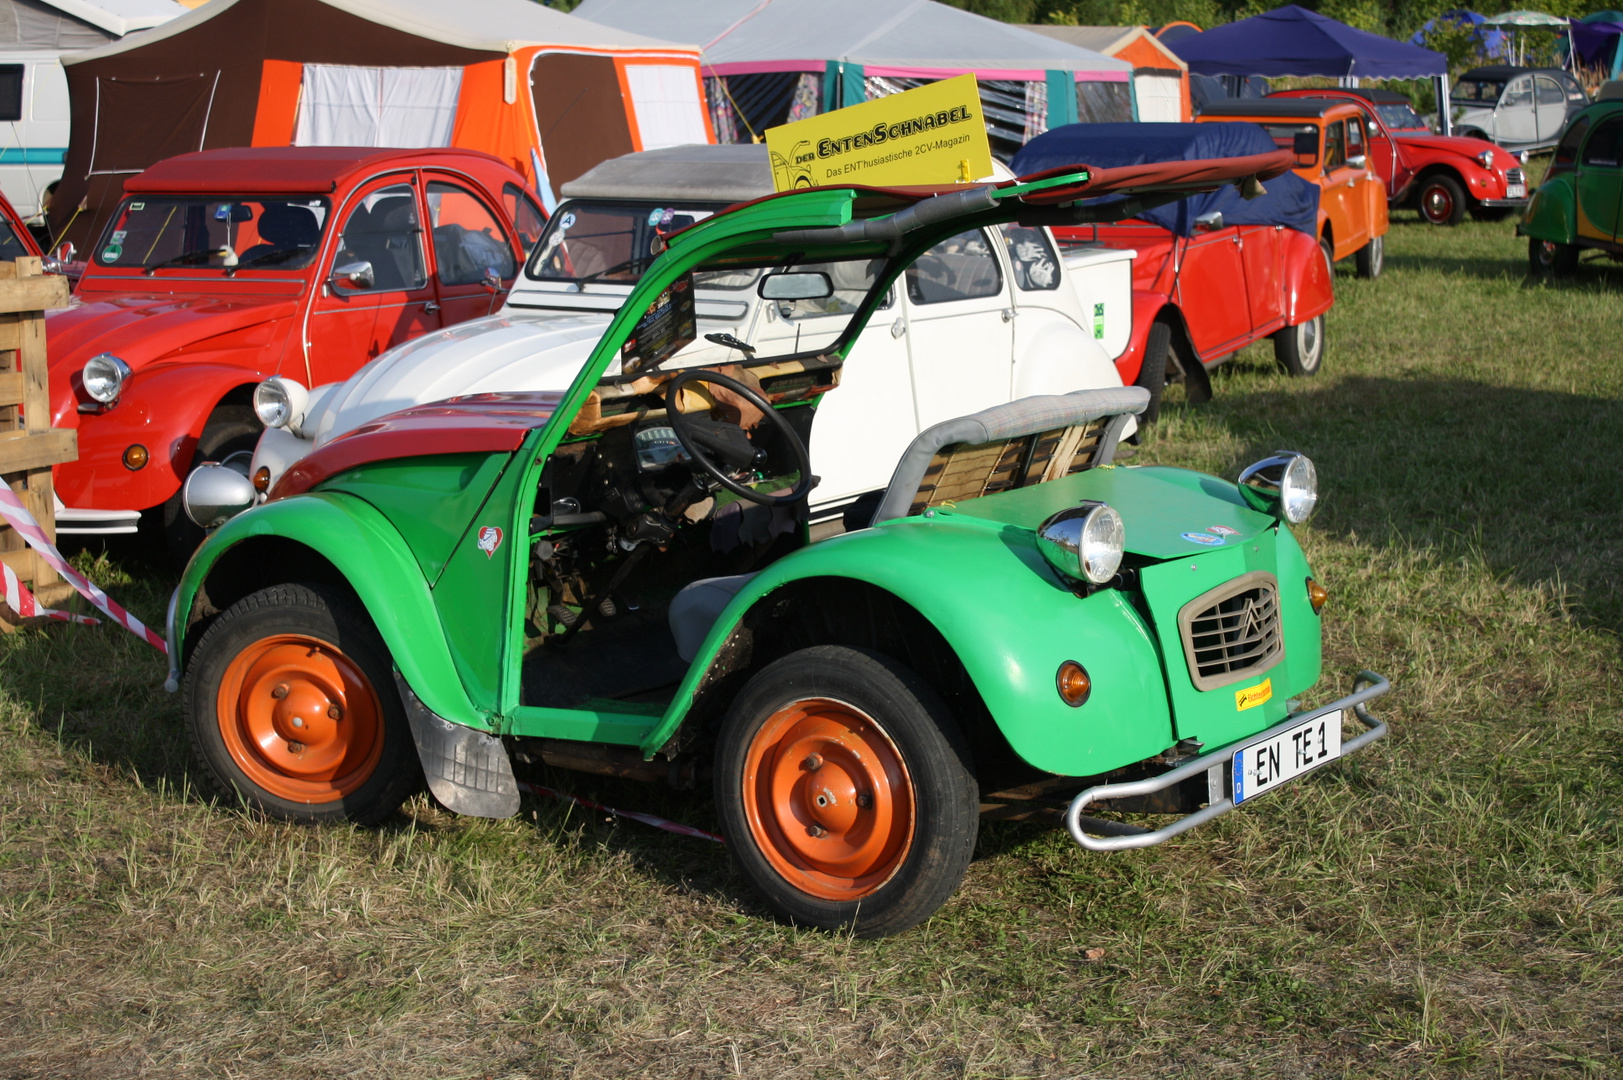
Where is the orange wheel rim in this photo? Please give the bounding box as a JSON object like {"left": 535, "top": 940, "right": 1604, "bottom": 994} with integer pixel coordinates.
{"left": 741, "top": 698, "right": 914, "bottom": 901}
{"left": 216, "top": 634, "right": 385, "bottom": 804}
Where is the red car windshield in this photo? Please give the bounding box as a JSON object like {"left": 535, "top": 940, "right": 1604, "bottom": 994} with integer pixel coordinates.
{"left": 95, "top": 197, "right": 332, "bottom": 271}
{"left": 1373, "top": 102, "right": 1426, "bottom": 131}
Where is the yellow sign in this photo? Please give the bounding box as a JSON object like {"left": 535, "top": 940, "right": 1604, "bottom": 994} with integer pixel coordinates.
{"left": 1235, "top": 679, "right": 1273, "bottom": 712}
{"left": 765, "top": 73, "right": 993, "bottom": 192}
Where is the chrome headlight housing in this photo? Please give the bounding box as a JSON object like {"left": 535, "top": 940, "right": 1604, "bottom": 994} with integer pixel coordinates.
{"left": 1239, "top": 451, "right": 1318, "bottom": 524}
{"left": 1476, "top": 149, "right": 1495, "bottom": 169}
{"left": 81, "top": 353, "right": 131, "bottom": 403}
{"left": 1037, "top": 501, "right": 1125, "bottom": 586}
{"left": 253, "top": 377, "right": 309, "bottom": 432}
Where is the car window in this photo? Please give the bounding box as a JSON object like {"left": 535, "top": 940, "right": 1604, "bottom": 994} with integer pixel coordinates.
{"left": 1535, "top": 77, "right": 1565, "bottom": 106}
{"left": 905, "top": 228, "right": 1003, "bottom": 305}
{"left": 1451, "top": 79, "right": 1504, "bottom": 104}
{"left": 1001, "top": 225, "right": 1061, "bottom": 291}
{"left": 1346, "top": 115, "right": 1365, "bottom": 159}
{"left": 1261, "top": 122, "right": 1318, "bottom": 154}
{"left": 0, "top": 218, "right": 28, "bottom": 260}
{"left": 333, "top": 183, "right": 426, "bottom": 291}
{"left": 1323, "top": 121, "right": 1346, "bottom": 171}
{"left": 94, "top": 197, "right": 330, "bottom": 271}
{"left": 527, "top": 201, "right": 717, "bottom": 284}
{"left": 1373, "top": 101, "right": 1425, "bottom": 130}
{"left": 1502, "top": 77, "right": 1532, "bottom": 109}
{"left": 502, "top": 183, "right": 546, "bottom": 254}
{"left": 425, "top": 181, "right": 516, "bottom": 286}
{"left": 1553, "top": 115, "right": 1590, "bottom": 166}
{"left": 1580, "top": 117, "right": 1623, "bottom": 168}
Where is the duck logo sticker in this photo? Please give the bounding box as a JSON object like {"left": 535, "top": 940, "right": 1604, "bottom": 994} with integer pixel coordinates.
{"left": 477, "top": 526, "right": 503, "bottom": 558}
{"left": 1181, "top": 531, "right": 1225, "bottom": 547}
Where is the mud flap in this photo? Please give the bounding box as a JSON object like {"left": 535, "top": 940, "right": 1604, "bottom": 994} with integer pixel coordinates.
{"left": 393, "top": 672, "right": 519, "bottom": 819}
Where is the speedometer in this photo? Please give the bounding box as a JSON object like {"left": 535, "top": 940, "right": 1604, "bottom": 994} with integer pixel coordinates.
{"left": 634, "top": 426, "right": 691, "bottom": 472}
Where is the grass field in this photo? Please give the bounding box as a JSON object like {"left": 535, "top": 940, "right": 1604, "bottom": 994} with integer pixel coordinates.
{"left": 2, "top": 205, "right": 1620, "bottom": 1079}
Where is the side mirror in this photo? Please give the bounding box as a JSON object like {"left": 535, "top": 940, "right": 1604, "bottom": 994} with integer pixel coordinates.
{"left": 758, "top": 271, "right": 833, "bottom": 300}
{"left": 1348, "top": 154, "right": 1367, "bottom": 169}
{"left": 331, "top": 259, "right": 375, "bottom": 291}
{"left": 53, "top": 240, "right": 75, "bottom": 263}
{"left": 1292, "top": 131, "right": 1319, "bottom": 164}
{"left": 1193, "top": 210, "right": 1224, "bottom": 231}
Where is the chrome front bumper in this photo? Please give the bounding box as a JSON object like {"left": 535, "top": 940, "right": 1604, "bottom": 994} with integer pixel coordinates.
{"left": 1065, "top": 671, "right": 1391, "bottom": 852}
{"left": 55, "top": 500, "right": 141, "bottom": 535}
{"left": 1477, "top": 196, "right": 1530, "bottom": 209}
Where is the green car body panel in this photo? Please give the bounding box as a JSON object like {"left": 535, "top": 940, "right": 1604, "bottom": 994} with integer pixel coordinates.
{"left": 174, "top": 489, "right": 493, "bottom": 730}
{"left": 1520, "top": 100, "right": 1623, "bottom": 252}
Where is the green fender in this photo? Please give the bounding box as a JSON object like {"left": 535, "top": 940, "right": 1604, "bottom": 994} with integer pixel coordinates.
{"left": 1521, "top": 175, "right": 1575, "bottom": 244}
{"left": 645, "top": 512, "right": 1177, "bottom": 778}
{"left": 173, "top": 492, "right": 488, "bottom": 731}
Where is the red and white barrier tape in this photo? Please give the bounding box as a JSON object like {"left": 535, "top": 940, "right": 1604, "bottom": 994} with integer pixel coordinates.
{"left": 518, "top": 780, "right": 725, "bottom": 844}
{"left": 0, "top": 485, "right": 166, "bottom": 653}
{"left": 2, "top": 559, "right": 99, "bottom": 626}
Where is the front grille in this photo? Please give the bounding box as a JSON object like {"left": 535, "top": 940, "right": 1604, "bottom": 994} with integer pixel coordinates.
{"left": 1177, "top": 572, "right": 1284, "bottom": 691}
{"left": 1507, "top": 167, "right": 1525, "bottom": 186}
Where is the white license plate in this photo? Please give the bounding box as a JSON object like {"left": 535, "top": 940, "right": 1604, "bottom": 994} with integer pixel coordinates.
{"left": 1231, "top": 712, "right": 1342, "bottom": 804}
{"left": 1507, "top": 184, "right": 1526, "bottom": 199}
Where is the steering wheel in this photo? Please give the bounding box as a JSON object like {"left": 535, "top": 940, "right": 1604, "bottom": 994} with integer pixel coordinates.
{"left": 664, "top": 368, "right": 813, "bottom": 507}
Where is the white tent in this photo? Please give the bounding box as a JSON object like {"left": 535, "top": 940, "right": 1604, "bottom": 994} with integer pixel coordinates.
{"left": 575, "top": 0, "right": 1133, "bottom": 158}
{"left": 0, "top": 0, "right": 187, "bottom": 219}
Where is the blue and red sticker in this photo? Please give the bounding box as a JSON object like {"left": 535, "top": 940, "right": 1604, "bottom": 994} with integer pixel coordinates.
{"left": 477, "top": 526, "right": 503, "bottom": 557}
{"left": 1182, "top": 532, "right": 1225, "bottom": 547}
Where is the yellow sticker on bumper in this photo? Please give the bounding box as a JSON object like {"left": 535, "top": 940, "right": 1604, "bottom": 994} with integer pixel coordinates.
{"left": 1235, "top": 679, "right": 1272, "bottom": 711}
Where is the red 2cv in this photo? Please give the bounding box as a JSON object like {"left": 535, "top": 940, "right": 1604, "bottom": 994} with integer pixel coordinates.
{"left": 1013, "top": 123, "right": 1334, "bottom": 421}
{"left": 46, "top": 146, "right": 543, "bottom": 556}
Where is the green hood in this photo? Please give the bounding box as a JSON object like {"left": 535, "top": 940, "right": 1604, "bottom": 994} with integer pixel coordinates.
{"left": 947, "top": 465, "right": 1276, "bottom": 559}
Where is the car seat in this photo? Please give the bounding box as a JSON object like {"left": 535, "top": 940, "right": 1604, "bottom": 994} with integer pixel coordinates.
{"left": 342, "top": 196, "right": 423, "bottom": 291}
{"left": 237, "top": 203, "right": 321, "bottom": 267}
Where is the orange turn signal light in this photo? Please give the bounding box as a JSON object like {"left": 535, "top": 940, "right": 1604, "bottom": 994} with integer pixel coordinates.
{"left": 253, "top": 466, "right": 271, "bottom": 493}
{"left": 1306, "top": 577, "right": 1328, "bottom": 614}
{"left": 1056, "top": 660, "right": 1092, "bottom": 707}
{"left": 121, "top": 444, "right": 148, "bottom": 470}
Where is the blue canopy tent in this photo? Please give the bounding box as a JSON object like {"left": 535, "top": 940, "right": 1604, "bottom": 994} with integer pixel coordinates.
{"left": 1009, "top": 121, "right": 1319, "bottom": 237}
{"left": 1169, "top": 5, "right": 1456, "bottom": 132}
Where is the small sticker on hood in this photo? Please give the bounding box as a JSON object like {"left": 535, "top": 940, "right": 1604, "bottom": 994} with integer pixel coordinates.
{"left": 1182, "top": 531, "right": 1224, "bottom": 546}
{"left": 1208, "top": 525, "right": 1239, "bottom": 536}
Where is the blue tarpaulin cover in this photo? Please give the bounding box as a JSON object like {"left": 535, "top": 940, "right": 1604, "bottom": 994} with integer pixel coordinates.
{"left": 1010, "top": 121, "right": 1320, "bottom": 237}
{"left": 1170, "top": 4, "right": 1446, "bottom": 78}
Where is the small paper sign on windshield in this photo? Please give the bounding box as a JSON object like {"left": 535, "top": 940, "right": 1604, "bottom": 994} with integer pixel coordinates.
{"left": 765, "top": 73, "right": 994, "bottom": 192}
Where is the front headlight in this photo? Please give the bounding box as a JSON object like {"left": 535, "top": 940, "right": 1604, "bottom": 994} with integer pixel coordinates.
{"left": 1037, "top": 501, "right": 1125, "bottom": 586}
{"left": 253, "top": 377, "right": 309, "bottom": 431}
{"left": 1476, "top": 149, "right": 1495, "bottom": 169}
{"left": 81, "top": 353, "right": 130, "bottom": 403}
{"left": 1239, "top": 451, "right": 1319, "bottom": 524}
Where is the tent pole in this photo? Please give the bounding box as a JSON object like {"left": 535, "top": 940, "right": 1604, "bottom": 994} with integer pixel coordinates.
{"left": 1435, "top": 73, "right": 1451, "bottom": 136}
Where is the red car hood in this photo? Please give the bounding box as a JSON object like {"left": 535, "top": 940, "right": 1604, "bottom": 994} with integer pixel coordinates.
{"left": 47, "top": 291, "right": 299, "bottom": 376}
{"left": 1394, "top": 132, "right": 1500, "bottom": 158}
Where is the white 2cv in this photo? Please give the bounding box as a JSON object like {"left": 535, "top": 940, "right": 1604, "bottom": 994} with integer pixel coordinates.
{"left": 224, "top": 145, "right": 1137, "bottom": 530}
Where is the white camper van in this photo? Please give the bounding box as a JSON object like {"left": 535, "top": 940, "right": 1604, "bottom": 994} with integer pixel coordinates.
{"left": 0, "top": 0, "right": 187, "bottom": 222}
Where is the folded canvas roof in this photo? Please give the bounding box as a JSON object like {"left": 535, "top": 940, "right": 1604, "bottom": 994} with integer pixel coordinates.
{"left": 0, "top": 0, "right": 185, "bottom": 48}
{"left": 49, "top": 0, "right": 714, "bottom": 251}
{"left": 561, "top": 144, "right": 773, "bottom": 204}
{"left": 575, "top": 0, "right": 1132, "bottom": 157}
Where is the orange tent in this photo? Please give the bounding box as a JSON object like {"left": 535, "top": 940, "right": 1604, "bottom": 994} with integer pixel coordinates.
{"left": 51, "top": 0, "right": 712, "bottom": 250}
{"left": 1022, "top": 25, "right": 1191, "bottom": 122}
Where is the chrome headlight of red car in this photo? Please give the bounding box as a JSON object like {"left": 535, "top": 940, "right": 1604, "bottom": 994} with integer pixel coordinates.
{"left": 82, "top": 353, "right": 130, "bottom": 403}
{"left": 1476, "top": 149, "right": 1495, "bottom": 169}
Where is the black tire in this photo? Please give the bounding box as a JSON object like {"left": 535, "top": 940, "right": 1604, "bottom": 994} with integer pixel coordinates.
{"left": 1319, "top": 236, "right": 1336, "bottom": 279}
{"left": 1134, "top": 319, "right": 1172, "bottom": 425}
{"left": 1273, "top": 313, "right": 1325, "bottom": 377}
{"left": 161, "top": 404, "right": 262, "bottom": 566}
{"left": 1354, "top": 233, "right": 1384, "bottom": 279}
{"left": 1417, "top": 174, "right": 1467, "bottom": 226}
{"left": 183, "top": 582, "right": 421, "bottom": 826}
{"left": 714, "top": 645, "right": 978, "bottom": 938}
{"left": 1528, "top": 237, "right": 1578, "bottom": 278}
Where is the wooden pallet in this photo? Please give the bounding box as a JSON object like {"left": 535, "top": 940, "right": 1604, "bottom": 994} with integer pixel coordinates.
{"left": 0, "top": 257, "right": 76, "bottom": 626}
